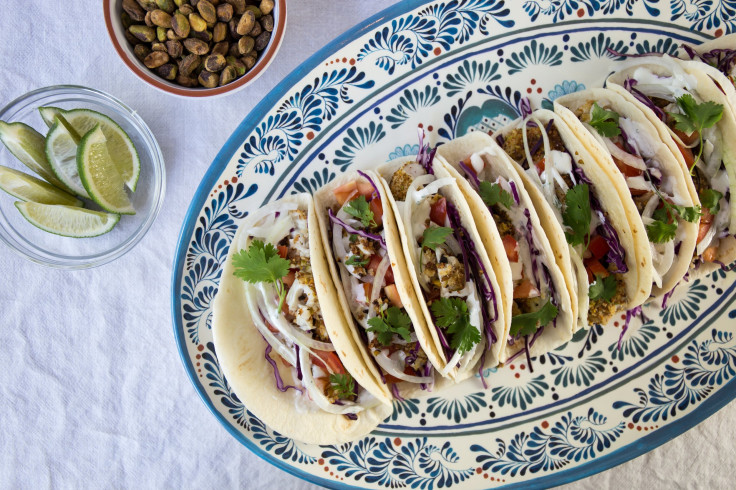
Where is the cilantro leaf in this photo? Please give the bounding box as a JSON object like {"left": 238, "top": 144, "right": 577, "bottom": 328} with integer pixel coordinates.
{"left": 588, "top": 274, "right": 618, "bottom": 301}
{"left": 232, "top": 240, "right": 291, "bottom": 311}
{"left": 478, "top": 181, "right": 514, "bottom": 209}
{"left": 329, "top": 373, "right": 356, "bottom": 399}
{"left": 563, "top": 184, "right": 592, "bottom": 247}
{"left": 422, "top": 226, "right": 452, "bottom": 251}
{"left": 671, "top": 204, "right": 702, "bottom": 223}
{"left": 668, "top": 94, "right": 724, "bottom": 174}
{"left": 367, "top": 306, "right": 412, "bottom": 346}
{"left": 509, "top": 300, "right": 558, "bottom": 337}
{"left": 589, "top": 103, "right": 621, "bottom": 138}
{"left": 349, "top": 233, "right": 358, "bottom": 243}
{"left": 430, "top": 297, "right": 481, "bottom": 354}
{"left": 646, "top": 220, "right": 678, "bottom": 243}
{"left": 343, "top": 195, "right": 376, "bottom": 228}
{"left": 346, "top": 255, "right": 369, "bottom": 267}
{"left": 700, "top": 189, "right": 723, "bottom": 215}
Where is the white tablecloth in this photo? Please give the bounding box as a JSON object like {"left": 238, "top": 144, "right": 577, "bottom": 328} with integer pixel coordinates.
{"left": 0, "top": 1, "right": 732, "bottom": 488}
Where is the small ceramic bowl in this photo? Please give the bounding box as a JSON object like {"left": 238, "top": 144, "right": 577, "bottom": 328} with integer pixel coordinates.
{"left": 103, "top": 0, "right": 287, "bottom": 98}
{"left": 0, "top": 85, "right": 165, "bottom": 269}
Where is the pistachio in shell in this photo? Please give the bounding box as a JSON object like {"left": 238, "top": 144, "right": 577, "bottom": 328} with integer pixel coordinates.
{"left": 171, "top": 12, "right": 190, "bottom": 37}
{"left": 213, "top": 22, "right": 227, "bottom": 42}
{"left": 236, "top": 10, "right": 255, "bottom": 35}
{"left": 155, "top": 63, "right": 178, "bottom": 80}
{"left": 216, "top": 3, "right": 233, "bottom": 22}
{"left": 134, "top": 44, "right": 152, "bottom": 61}
{"left": 144, "top": 50, "right": 170, "bottom": 68}
{"left": 226, "top": 56, "right": 246, "bottom": 76}
{"left": 226, "top": 0, "right": 246, "bottom": 15}
{"left": 237, "top": 35, "right": 254, "bottom": 56}
{"left": 259, "top": 0, "right": 274, "bottom": 15}
{"left": 123, "top": 0, "right": 146, "bottom": 21}
{"left": 212, "top": 41, "right": 229, "bottom": 56}
{"left": 166, "top": 40, "right": 183, "bottom": 58}
{"left": 178, "top": 53, "right": 201, "bottom": 76}
{"left": 176, "top": 74, "right": 199, "bottom": 87}
{"left": 189, "top": 13, "right": 207, "bottom": 32}
{"left": 129, "top": 25, "right": 157, "bottom": 43}
{"left": 254, "top": 30, "right": 270, "bottom": 51}
{"left": 197, "top": 0, "right": 217, "bottom": 24}
{"left": 183, "top": 37, "right": 209, "bottom": 55}
{"left": 219, "top": 65, "right": 237, "bottom": 86}
{"left": 150, "top": 9, "right": 173, "bottom": 27}
{"left": 198, "top": 70, "right": 220, "bottom": 88}
{"left": 260, "top": 14, "right": 273, "bottom": 32}
{"left": 155, "top": 0, "right": 176, "bottom": 14}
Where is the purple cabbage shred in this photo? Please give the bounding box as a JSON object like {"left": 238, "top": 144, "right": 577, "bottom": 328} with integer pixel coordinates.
{"left": 416, "top": 129, "right": 436, "bottom": 175}
{"left": 263, "top": 341, "right": 303, "bottom": 393}
{"left": 390, "top": 383, "right": 405, "bottom": 401}
{"left": 458, "top": 160, "right": 481, "bottom": 190}
{"left": 295, "top": 345, "right": 303, "bottom": 381}
{"left": 520, "top": 97, "right": 532, "bottom": 118}
{"left": 357, "top": 170, "right": 381, "bottom": 199}
{"left": 623, "top": 78, "right": 666, "bottom": 121}
{"left": 344, "top": 413, "right": 358, "bottom": 421}
{"left": 328, "top": 208, "right": 386, "bottom": 248}
{"left": 509, "top": 181, "right": 521, "bottom": 205}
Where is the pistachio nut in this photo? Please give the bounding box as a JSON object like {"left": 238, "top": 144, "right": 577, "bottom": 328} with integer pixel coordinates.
{"left": 123, "top": 0, "right": 146, "bottom": 22}
{"left": 190, "top": 0, "right": 200, "bottom": 7}
{"left": 189, "top": 13, "right": 207, "bottom": 32}
{"left": 228, "top": 43, "right": 240, "bottom": 58}
{"left": 244, "top": 5, "right": 262, "bottom": 19}
{"left": 226, "top": 0, "right": 246, "bottom": 15}
{"left": 254, "top": 31, "right": 270, "bottom": 51}
{"left": 157, "top": 26, "right": 167, "bottom": 42}
{"left": 204, "top": 54, "right": 226, "bottom": 72}
{"left": 124, "top": 29, "right": 141, "bottom": 46}
{"left": 216, "top": 3, "right": 233, "bottom": 22}
{"left": 237, "top": 35, "right": 254, "bottom": 56}
{"left": 219, "top": 65, "right": 237, "bottom": 86}
{"left": 260, "top": 14, "right": 273, "bottom": 32}
{"left": 242, "top": 54, "right": 256, "bottom": 70}
{"left": 172, "top": 12, "right": 190, "bottom": 37}
{"left": 178, "top": 4, "right": 194, "bottom": 15}
{"left": 227, "top": 18, "right": 239, "bottom": 38}
{"left": 155, "top": 0, "right": 175, "bottom": 14}
{"left": 129, "top": 25, "right": 157, "bottom": 43}
{"left": 151, "top": 9, "right": 173, "bottom": 28}
{"left": 179, "top": 53, "right": 201, "bottom": 76}
{"left": 213, "top": 22, "right": 227, "bottom": 42}
{"left": 236, "top": 10, "right": 255, "bottom": 35}
{"left": 226, "top": 56, "right": 246, "bottom": 76}
{"left": 176, "top": 74, "right": 198, "bottom": 87}
{"left": 166, "top": 39, "right": 183, "bottom": 58}
{"left": 122, "top": 11, "right": 134, "bottom": 29}
{"left": 248, "top": 21, "right": 262, "bottom": 38}
{"left": 212, "top": 41, "right": 229, "bottom": 56}
{"left": 151, "top": 42, "right": 167, "bottom": 52}
{"left": 173, "top": 0, "right": 184, "bottom": 6}
{"left": 198, "top": 70, "right": 219, "bottom": 88}
{"left": 155, "top": 63, "right": 178, "bottom": 80}
{"left": 259, "top": 0, "right": 274, "bottom": 15}
{"left": 191, "top": 29, "right": 212, "bottom": 42}
{"left": 166, "top": 28, "right": 182, "bottom": 40}
{"left": 144, "top": 10, "right": 154, "bottom": 27}
{"left": 136, "top": 0, "right": 158, "bottom": 10}
{"left": 183, "top": 37, "right": 209, "bottom": 55}
{"left": 144, "top": 50, "right": 170, "bottom": 68}
{"left": 197, "top": 0, "right": 217, "bottom": 24}
{"left": 134, "top": 44, "right": 152, "bottom": 61}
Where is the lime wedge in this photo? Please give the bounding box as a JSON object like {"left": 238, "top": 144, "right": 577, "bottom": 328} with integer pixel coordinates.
{"left": 15, "top": 201, "right": 119, "bottom": 237}
{"left": 0, "top": 120, "right": 74, "bottom": 193}
{"left": 45, "top": 119, "right": 90, "bottom": 198}
{"left": 0, "top": 165, "right": 83, "bottom": 206}
{"left": 77, "top": 125, "right": 135, "bottom": 215}
{"left": 60, "top": 109, "right": 140, "bottom": 191}
{"left": 38, "top": 106, "right": 66, "bottom": 128}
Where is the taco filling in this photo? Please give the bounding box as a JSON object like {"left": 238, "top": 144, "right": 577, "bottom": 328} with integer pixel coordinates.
{"left": 327, "top": 171, "right": 434, "bottom": 392}
{"left": 498, "top": 118, "right": 629, "bottom": 325}
{"left": 233, "top": 204, "right": 376, "bottom": 417}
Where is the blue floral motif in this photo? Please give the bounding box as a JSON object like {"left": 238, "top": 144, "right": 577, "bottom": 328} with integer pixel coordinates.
{"left": 201, "top": 342, "right": 249, "bottom": 429}
{"left": 660, "top": 279, "right": 708, "bottom": 326}
{"left": 333, "top": 121, "right": 387, "bottom": 171}
{"left": 390, "top": 397, "right": 422, "bottom": 421}
{"left": 386, "top": 85, "right": 441, "bottom": 130}
{"left": 491, "top": 375, "right": 549, "bottom": 410}
{"left": 426, "top": 392, "right": 486, "bottom": 422}
{"left": 471, "top": 408, "right": 625, "bottom": 476}
{"left": 291, "top": 168, "right": 336, "bottom": 195}
{"left": 524, "top": 0, "right": 660, "bottom": 22}
{"left": 609, "top": 321, "right": 660, "bottom": 361}
{"left": 388, "top": 144, "right": 420, "bottom": 161}
{"left": 443, "top": 59, "right": 502, "bottom": 97}
{"left": 570, "top": 33, "right": 629, "bottom": 62}
{"left": 505, "top": 39, "right": 563, "bottom": 75}
{"left": 576, "top": 323, "right": 605, "bottom": 358}
{"left": 239, "top": 111, "right": 303, "bottom": 176}
{"left": 541, "top": 80, "right": 586, "bottom": 110}
{"left": 322, "top": 437, "right": 474, "bottom": 488}
{"left": 249, "top": 416, "right": 317, "bottom": 465}
{"left": 634, "top": 37, "right": 680, "bottom": 56}
{"left": 437, "top": 91, "right": 473, "bottom": 141}
{"left": 671, "top": 0, "right": 736, "bottom": 34}
{"left": 613, "top": 329, "right": 736, "bottom": 423}
{"left": 551, "top": 351, "right": 608, "bottom": 387}
{"left": 181, "top": 257, "right": 219, "bottom": 343}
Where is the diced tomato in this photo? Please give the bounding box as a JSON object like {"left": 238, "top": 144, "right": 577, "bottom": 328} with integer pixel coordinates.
{"left": 383, "top": 375, "right": 402, "bottom": 384}
{"left": 629, "top": 188, "right": 650, "bottom": 196}
{"left": 370, "top": 197, "right": 383, "bottom": 226}
{"left": 367, "top": 254, "right": 383, "bottom": 275}
{"left": 281, "top": 299, "right": 290, "bottom": 316}
{"left": 333, "top": 181, "right": 358, "bottom": 206}
{"left": 587, "top": 235, "right": 610, "bottom": 261}
{"left": 357, "top": 180, "right": 375, "bottom": 198}
{"left": 676, "top": 142, "right": 696, "bottom": 171}
{"left": 612, "top": 156, "right": 643, "bottom": 178}
{"left": 384, "top": 265, "right": 395, "bottom": 285}
{"left": 673, "top": 127, "right": 699, "bottom": 146}
{"left": 430, "top": 197, "right": 447, "bottom": 226}
{"left": 384, "top": 284, "right": 403, "bottom": 308}
{"left": 277, "top": 245, "right": 288, "bottom": 259}
{"left": 501, "top": 234, "right": 519, "bottom": 262}
{"left": 513, "top": 279, "right": 538, "bottom": 299}
{"left": 584, "top": 258, "right": 609, "bottom": 283}
{"left": 462, "top": 157, "right": 479, "bottom": 176}
{"left": 283, "top": 269, "right": 296, "bottom": 288}
{"left": 265, "top": 320, "right": 280, "bottom": 333}
{"left": 703, "top": 245, "right": 719, "bottom": 262}
{"left": 311, "top": 350, "right": 346, "bottom": 375}
{"left": 535, "top": 158, "right": 545, "bottom": 175}
{"left": 697, "top": 207, "right": 713, "bottom": 244}
{"left": 363, "top": 282, "right": 373, "bottom": 300}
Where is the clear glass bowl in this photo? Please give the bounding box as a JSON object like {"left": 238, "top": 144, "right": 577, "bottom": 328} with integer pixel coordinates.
{"left": 0, "top": 85, "right": 165, "bottom": 269}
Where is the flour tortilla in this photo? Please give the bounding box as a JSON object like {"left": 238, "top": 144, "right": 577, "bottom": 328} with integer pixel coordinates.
{"left": 607, "top": 56, "right": 736, "bottom": 276}
{"left": 375, "top": 158, "right": 507, "bottom": 379}
{"left": 554, "top": 88, "right": 695, "bottom": 296}
{"left": 682, "top": 35, "right": 736, "bottom": 117}
{"left": 435, "top": 131, "right": 575, "bottom": 359}
{"left": 313, "top": 171, "right": 444, "bottom": 399}
{"left": 212, "top": 193, "right": 392, "bottom": 445}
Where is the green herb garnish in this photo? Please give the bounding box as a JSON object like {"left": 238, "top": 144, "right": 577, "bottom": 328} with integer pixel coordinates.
{"left": 509, "top": 299, "right": 558, "bottom": 337}
{"left": 430, "top": 297, "right": 481, "bottom": 354}
{"left": 478, "top": 181, "right": 514, "bottom": 209}
{"left": 329, "top": 373, "right": 356, "bottom": 399}
{"left": 645, "top": 186, "right": 701, "bottom": 243}
{"left": 421, "top": 226, "right": 452, "bottom": 251}
{"left": 349, "top": 233, "right": 358, "bottom": 243}
{"left": 668, "top": 94, "right": 724, "bottom": 175}
{"left": 346, "top": 255, "right": 369, "bottom": 267}
{"left": 588, "top": 274, "right": 618, "bottom": 301}
{"left": 343, "top": 195, "right": 376, "bottom": 228}
{"left": 232, "top": 240, "right": 291, "bottom": 312}
{"left": 646, "top": 219, "right": 678, "bottom": 244}
{"left": 589, "top": 103, "right": 621, "bottom": 137}
{"left": 367, "top": 306, "right": 412, "bottom": 346}
{"left": 563, "top": 183, "right": 592, "bottom": 247}
{"left": 700, "top": 189, "right": 723, "bottom": 215}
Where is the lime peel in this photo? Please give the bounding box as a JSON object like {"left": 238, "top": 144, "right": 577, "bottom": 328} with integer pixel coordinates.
{"left": 15, "top": 201, "right": 119, "bottom": 238}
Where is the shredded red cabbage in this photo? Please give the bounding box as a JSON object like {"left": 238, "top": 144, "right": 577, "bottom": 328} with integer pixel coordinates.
{"left": 682, "top": 43, "right": 736, "bottom": 75}
{"left": 263, "top": 341, "right": 303, "bottom": 393}
{"left": 328, "top": 208, "right": 386, "bottom": 248}
{"left": 357, "top": 170, "right": 380, "bottom": 200}
{"left": 416, "top": 129, "right": 436, "bottom": 175}
{"left": 477, "top": 349, "right": 489, "bottom": 389}
{"left": 594, "top": 210, "right": 628, "bottom": 273}
{"left": 524, "top": 209, "right": 541, "bottom": 287}
{"left": 344, "top": 413, "right": 358, "bottom": 420}
{"left": 618, "top": 306, "right": 644, "bottom": 350}
{"left": 661, "top": 284, "right": 677, "bottom": 308}
{"left": 606, "top": 47, "right": 661, "bottom": 59}
{"left": 618, "top": 125, "right": 639, "bottom": 156}
{"left": 509, "top": 181, "right": 521, "bottom": 205}
{"left": 390, "top": 383, "right": 405, "bottom": 401}
{"left": 520, "top": 97, "right": 532, "bottom": 118}
{"left": 458, "top": 160, "right": 481, "bottom": 190}
{"left": 495, "top": 134, "right": 505, "bottom": 147}
{"left": 623, "top": 78, "right": 666, "bottom": 121}
{"left": 529, "top": 119, "right": 555, "bottom": 157}
{"left": 295, "top": 345, "right": 303, "bottom": 380}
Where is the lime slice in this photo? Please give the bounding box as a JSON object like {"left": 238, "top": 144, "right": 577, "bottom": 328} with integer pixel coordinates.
{"left": 15, "top": 201, "right": 119, "bottom": 237}
{"left": 0, "top": 165, "right": 83, "bottom": 206}
{"left": 61, "top": 109, "right": 140, "bottom": 191}
{"left": 0, "top": 120, "right": 74, "bottom": 193}
{"left": 38, "top": 106, "right": 66, "bottom": 128}
{"left": 77, "top": 125, "right": 135, "bottom": 215}
{"left": 45, "top": 119, "right": 90, "bottom": 198}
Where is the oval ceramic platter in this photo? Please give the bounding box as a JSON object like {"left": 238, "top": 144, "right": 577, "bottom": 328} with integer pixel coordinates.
{"left": 172, "top": 1, "right": 736, "bottom": 488}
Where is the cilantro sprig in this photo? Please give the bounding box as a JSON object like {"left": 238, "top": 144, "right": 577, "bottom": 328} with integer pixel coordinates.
{"left": 346, "top": 255, "right": 369, "bottom": 267}
{"left": 589, "top": 103, "right": 621, "bottom": 138}
{"left": 329, "top": 373, "right": 356, "bottom": 399}
{"left": 700, "top": 189, "right": 723, "bottom": 215}
{"left": 588, "top": 274, "right": 618, "bottom": 301}
{"left": 232, "top": 240, "right": 291, "bottom": 311}
{"left": 645, "top": 186, "right": 701, "bottom": 244}
{"left": 344, "top": 195, "right": 376, "bottom": 228}
{"left": 509, "top": 300, "right": 558, "bottom": 337}
{"left": 367, "top": 306, "right": 412, "bottom": 346}
{"left": 430, "top": 297, "right": 481, "bottom": 354}
{"left": 422, "top": 226, "right": 452, "bottom": 251}
{"left": 668, "top": 94, "right": 724, "bottom": 175}
{"left": 563, "top": 184, "right": 592, "bottom": 248}
{"left": 478, "top": 181, "right": 514, "bottom": 209}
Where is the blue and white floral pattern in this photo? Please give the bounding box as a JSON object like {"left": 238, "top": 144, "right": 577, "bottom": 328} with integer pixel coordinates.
{"left": 173, "top": 0, "right": 736, "bottom": 487}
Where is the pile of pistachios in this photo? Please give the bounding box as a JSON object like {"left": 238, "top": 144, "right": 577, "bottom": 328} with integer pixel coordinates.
{"left": 121, "top": 0, "right": 276, "bottom": 89}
